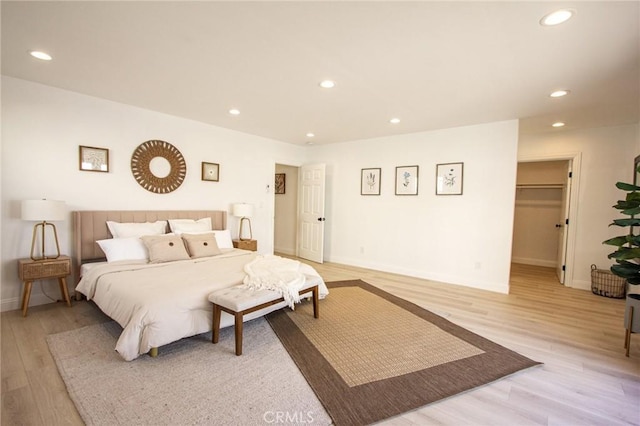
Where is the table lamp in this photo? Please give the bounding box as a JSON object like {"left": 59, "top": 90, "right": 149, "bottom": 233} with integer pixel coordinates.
{"left": 232, "top": 203, "right": 253, "bottom": 241}
{"left": 21, "top": 199, "right": 66, "bottom": 260}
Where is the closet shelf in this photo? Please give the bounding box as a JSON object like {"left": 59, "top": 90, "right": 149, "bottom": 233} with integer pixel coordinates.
{"left": 516, "top": 184, "right": 564, "bottom": 189}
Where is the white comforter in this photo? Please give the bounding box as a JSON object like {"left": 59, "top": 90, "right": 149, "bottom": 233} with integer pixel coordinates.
{"left": 76, "top": 249, "right": 329, "bottom": 361}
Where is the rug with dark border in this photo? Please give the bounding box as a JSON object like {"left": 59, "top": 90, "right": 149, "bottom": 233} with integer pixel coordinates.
{"left": 266, "top": 279, "right": 541, "bottom": 425}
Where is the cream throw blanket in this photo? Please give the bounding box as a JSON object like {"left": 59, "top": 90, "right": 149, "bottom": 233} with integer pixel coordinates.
{"left": 242, "top": 255, "right": 305, "bottom": 308}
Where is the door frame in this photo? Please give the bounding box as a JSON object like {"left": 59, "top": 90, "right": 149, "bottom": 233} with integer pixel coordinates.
{"left": 517, "top": 152, "right": 582, "bottom": 288}
{"left": 273, "top": 162, "right": 301, "bottom": 256}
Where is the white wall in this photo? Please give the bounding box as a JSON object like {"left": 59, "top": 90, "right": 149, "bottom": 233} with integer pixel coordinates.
{"left": 5, "top": 76, "right": 635, "bottom": 313}
{"left": 308, "top": 120, "right": 520, "bottom": 293}
{"left": 518, "top": 123, "right": 639, "bottom": 290}
{"left": 1, "top": 76, "right": 306, "bottom": 311}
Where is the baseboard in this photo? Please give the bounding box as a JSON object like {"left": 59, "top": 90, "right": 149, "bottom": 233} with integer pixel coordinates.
{"left": 0, "top": 292, "right": 59, "bottom": 313}
{"left": 511, "top": 257, "right": 557, "bottom": 268}
{"left": 570, "top": 278, "right": 591, "bottom": 291}
{"left": 324, "top": 255, "right": 509, "bottom": 294}
{"left": 274, "top": 247, "right": 296, "bottom": 256}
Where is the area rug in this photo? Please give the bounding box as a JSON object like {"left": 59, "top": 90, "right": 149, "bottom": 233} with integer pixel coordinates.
{"left": 46, "top": 319, "right": 332, "bottom": 425}
{"left": 266, "top": 279, "right": 541, "bottom": 425}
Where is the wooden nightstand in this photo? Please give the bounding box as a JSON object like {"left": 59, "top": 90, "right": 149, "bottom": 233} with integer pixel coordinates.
{"left": 18, "top": 256, "right": 72, "bottom": 317}
{"left": 233, "top": 239, "right": 257, "bottom": 251}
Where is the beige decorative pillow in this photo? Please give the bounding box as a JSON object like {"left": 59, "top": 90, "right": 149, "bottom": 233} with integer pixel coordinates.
{"left": 141, "top": 234, "right": 190, "bottom": 263}
{"left": 181, "top": 233, "right": 222, "bottom": 258}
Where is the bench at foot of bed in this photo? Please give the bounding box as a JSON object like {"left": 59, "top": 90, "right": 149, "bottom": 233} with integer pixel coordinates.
{"left": 209, "top": 282, "right": 319, "bottom": 356}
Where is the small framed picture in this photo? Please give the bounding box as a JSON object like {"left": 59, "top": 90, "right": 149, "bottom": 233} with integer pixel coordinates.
{"left": 436, "top": 162, "right": 464, "bottom": 195}
{"left": 275, "top": 173, "right": 286, "bottom": 194}
{"left": 79, "top": 145, "right": 109, "bottom": 172}
{"left": 395, "top": 165, "right": 419, "bottom": 195}
{"left": 201, "top": 162, "right": 220, "bottom": 182}
{"left": 361, "top": 168, "right": 381, "bottom": 195}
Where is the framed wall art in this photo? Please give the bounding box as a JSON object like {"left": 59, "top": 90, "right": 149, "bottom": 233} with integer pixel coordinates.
{"left": 131, "top": 140, "right": 187, "bottom": 193}
{"left": 275, "top": 173, "right": 286, "bottom": 194}
{"left": 395, "top": 165, "right": 419, "bottom": 195}
{"left": 361, "top": 168, "right": 381, "bottom": 195}
{"left": 436, "top": 162, "right": 464, "bottom": 195}
{"left": 79, "top": 145, "right": 109, "bottom": 172}
{"left": 201, "top": 162, "right": 220, "bottom": 182}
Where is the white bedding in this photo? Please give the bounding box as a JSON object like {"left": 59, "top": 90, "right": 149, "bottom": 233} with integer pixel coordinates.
{"left": 243, "top": 255, "right": 306, "bottom": 308}
{"left": 76, "top": 249, "right": 329, "bottom": 361}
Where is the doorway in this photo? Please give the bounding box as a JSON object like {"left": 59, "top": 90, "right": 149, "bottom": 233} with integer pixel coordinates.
{"left": 273, "top": 163, "right": 327, "bottom": 263}
{"left": 512, "top": 160, "right": 572, "bottom": 284}
{"left": 274, "top": 164, "right": 299, "bottom": 256}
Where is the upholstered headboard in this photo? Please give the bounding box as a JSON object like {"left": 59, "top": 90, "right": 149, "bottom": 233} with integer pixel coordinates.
{"left": 72, "top": 210, "right": 227, "bottom": 269}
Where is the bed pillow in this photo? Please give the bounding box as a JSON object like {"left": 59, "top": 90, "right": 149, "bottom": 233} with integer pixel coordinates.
{"left": 212, "top": 229, "right": 234, "bottom": 249}
{"left": 181, "top": 233, "right": 222, "bottom": 258}
{"left": 168, "top": 218, "right": 212, "bottom": 235}
{"left": 141, "top": 234, "right": 190, "bottom": 263}
{"left": 97, "top": 237, "right": 149, "bottom": 263}
{"left": 107, "top": 220, "right": 167, "bottom": 238}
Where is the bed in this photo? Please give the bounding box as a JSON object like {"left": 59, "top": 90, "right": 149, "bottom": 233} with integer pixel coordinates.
{"left": 73, "top": 210, "right": 328, "bottom": 361}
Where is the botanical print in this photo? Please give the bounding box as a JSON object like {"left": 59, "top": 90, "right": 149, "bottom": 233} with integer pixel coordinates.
{"left": 402, "top": 171, "right": 411, "bottom": 188}
{"left": 79, "top": 146, "right": 109, "bottom": 172}
{"left": 436, "top": 162, "right": 463, "bottom": 195}
{"left": 275, "top": 173, "right": 286, "bottom": 194}
{"left": 395, "top": 166, "right": 418, "bottom": 195}
{"left": 361, "top": 168, "right": 381, "bottom": 195}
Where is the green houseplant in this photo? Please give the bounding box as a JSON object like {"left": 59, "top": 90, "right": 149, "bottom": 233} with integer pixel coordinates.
{"left": 604, "top": 180, "right": 640, "bottom": 284}
{"left": 604, "top": 161, "right": 640, "bottom": 356}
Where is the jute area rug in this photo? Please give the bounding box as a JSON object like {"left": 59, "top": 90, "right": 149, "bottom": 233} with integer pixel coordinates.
{"left": 47, "top": 319, "right": 332, "bottom": 425}
{"left": 266, "top": 279, "right": 541, "bottom": 425}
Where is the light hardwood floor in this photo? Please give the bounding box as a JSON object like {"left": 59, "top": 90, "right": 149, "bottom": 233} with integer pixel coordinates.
{"left": 1, "top": 262, "right": 639, "bottom": 425}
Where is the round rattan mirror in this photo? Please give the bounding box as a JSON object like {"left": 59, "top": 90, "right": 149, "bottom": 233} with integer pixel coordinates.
{"left": 131, "top": 140, "right": 186, "bottom": 194}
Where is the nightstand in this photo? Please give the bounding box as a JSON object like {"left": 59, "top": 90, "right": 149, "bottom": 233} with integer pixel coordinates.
{"left": 233, "top": 239, "right": 257, "bottom": 251}
{"left": 18, "top": 256, "right": 72, "bottom": 317}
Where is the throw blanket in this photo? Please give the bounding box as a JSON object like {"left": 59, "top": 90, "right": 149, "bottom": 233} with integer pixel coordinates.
{"left": 243, "top": 255, "right": 305, "bottom": 308}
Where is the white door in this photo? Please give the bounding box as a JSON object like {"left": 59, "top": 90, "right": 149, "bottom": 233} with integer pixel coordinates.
{"left": 556, "top": 161, "right": 572, "bottom": 283}
{"left": 297, "top": 164, "right": 326, "bottom": 263}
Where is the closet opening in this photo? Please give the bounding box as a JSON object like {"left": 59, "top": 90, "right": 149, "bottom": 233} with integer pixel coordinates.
{"left": 511, "top": 160, "right": 571, "bottom": 284}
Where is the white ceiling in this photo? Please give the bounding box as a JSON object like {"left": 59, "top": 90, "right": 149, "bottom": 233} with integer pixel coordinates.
{"left": 2, "top": 1, "right": 639, "bottom": 145}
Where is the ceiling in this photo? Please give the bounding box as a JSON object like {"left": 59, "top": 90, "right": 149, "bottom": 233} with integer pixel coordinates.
{"left": 2, "top": 1, "right": 639, "bottom": 145}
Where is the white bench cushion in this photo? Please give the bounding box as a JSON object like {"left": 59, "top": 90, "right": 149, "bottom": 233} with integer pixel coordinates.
{"left": 209, "top": 275, "right": 320, "bottom": 312}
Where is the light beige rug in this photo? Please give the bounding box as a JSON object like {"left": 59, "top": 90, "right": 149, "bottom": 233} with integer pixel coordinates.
{"left": 47, "top": 319, "right": 331, "bottom": 426}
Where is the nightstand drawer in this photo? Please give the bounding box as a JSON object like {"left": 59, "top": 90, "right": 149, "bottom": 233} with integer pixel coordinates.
{"left": 233, "top": 239, "right": 257, "bottom": 251}
{"left": 19, "top": 257, "right": 71, "bottom": 281}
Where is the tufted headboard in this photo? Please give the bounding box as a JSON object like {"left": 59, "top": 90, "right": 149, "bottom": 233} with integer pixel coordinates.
{"left": 72, "top": 210, "right": 227, "bottom": 271}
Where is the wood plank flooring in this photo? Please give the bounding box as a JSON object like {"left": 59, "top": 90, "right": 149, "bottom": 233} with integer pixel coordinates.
{"left": 1, "top": 262, "right": 638, "bottom": 425}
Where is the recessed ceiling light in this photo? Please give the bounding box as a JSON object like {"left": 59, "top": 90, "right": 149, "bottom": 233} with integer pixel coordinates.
{"left": 552, "top": 122, "right": 566, "bottom": 128}
{"left": 550, "top": 90, "right": 570, "bottom": 98}
{"left": 389, "top": 118, "right": 401, "bottom": 124}
{"left": 319, "top": 80, "right": 335, "bottom": 89}
{"left": 228, "top": 108, "right": 240, "bottom": 115}
{"left": 29, "top": 50, "right": 52, "bottom": 61}
{"left": 306, "top": 133, "right": 315, "bottom": 138}
{"left": 540, "top": 9, "right": 575, "bottom": 26}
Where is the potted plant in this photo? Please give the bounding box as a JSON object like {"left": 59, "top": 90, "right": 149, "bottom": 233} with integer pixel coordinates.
{"left": 604, "top": 163, "right": 640, "bottom": 356}
{"left": 605, "top": 181, "right": 640, "bottom": 282}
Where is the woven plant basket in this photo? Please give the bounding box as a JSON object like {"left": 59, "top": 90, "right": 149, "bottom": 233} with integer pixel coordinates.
{"left": 591, "top": 264, "right": 627, "bottom": 299}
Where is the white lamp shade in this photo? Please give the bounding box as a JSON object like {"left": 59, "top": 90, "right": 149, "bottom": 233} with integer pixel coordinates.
{"left": 232, "top": 203, "right": 253, "bottom": 218}
{"left": 21, "top": 199, "right": 66, "bottom": 221}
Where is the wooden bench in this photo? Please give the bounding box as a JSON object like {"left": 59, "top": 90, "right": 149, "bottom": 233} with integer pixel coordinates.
{"left": 209, "top": 281, "right": 319, "bottom": 355}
